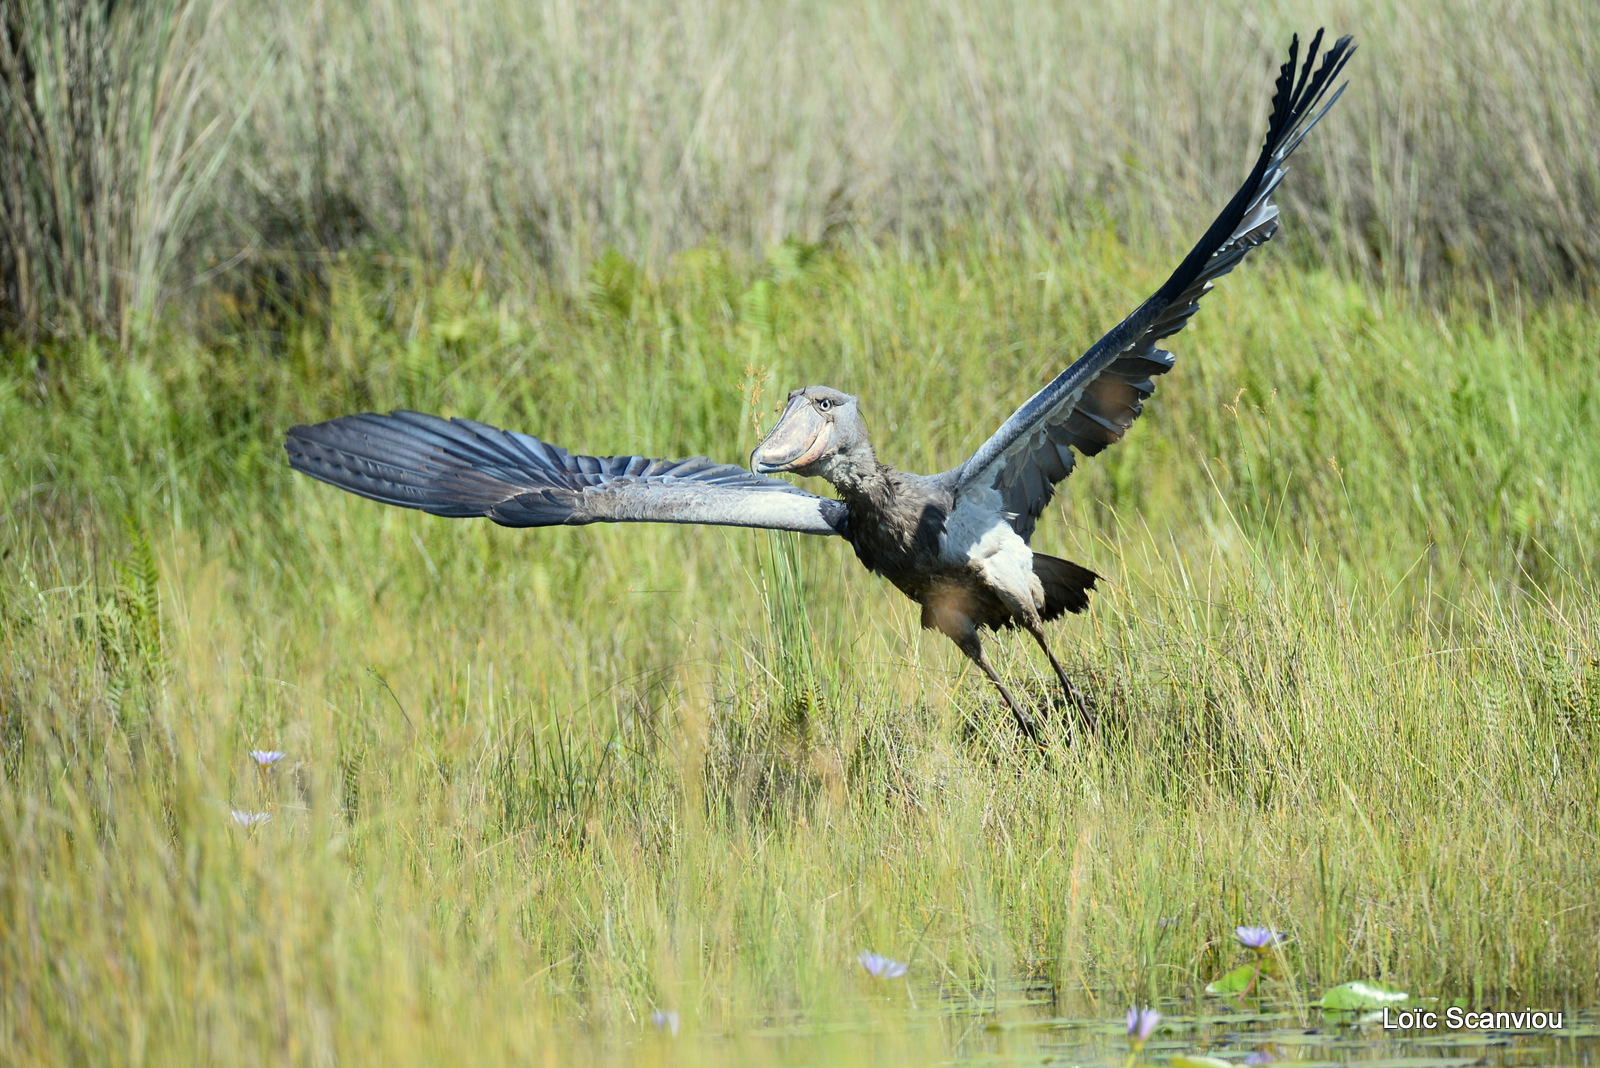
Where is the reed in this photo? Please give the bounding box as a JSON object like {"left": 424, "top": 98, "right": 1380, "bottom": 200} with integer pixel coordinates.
{"left": 0, "top": 0, "right": 232, "bottom": 343}
{"left": 5, "top": 0, "right": 1600, "bottom": 344}
{"left": 207, "top": 0, "right": 1600, "bottom": 296}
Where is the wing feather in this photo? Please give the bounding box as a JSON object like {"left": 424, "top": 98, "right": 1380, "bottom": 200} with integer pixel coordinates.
{"left": 285, "top": 411, "right": 848, "bottom": 536}
{"left": 953, "top": 30, "right": 1355, "bottom": 541}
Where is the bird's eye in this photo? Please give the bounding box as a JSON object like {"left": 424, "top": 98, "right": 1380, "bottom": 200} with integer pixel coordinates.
{"left": 816, "top": 398, "right": 832, "bottom": 412}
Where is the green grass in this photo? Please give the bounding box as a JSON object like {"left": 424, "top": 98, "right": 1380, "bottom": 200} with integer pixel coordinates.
{"left": 3, "top": 232, "right": 1598, "bottom": 1063}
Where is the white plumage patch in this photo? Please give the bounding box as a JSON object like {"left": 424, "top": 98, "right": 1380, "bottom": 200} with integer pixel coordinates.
{"left": 942, "top": 483, "right": 1044, "bottom": 617}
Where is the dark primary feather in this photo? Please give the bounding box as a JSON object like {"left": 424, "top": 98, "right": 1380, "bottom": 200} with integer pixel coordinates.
{"left": 955, "top": 30, "right": 1355, "bottom": 541}
{"left": 285, "top": 411, "right": 848, "bottom": 535}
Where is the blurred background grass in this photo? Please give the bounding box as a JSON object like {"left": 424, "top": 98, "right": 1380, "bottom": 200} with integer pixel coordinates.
{"left": 3, "top": 0, "right": 1599, "bottom": 1064}
{"left": 3, "top": 0, "right": 1598, "bottom": 343}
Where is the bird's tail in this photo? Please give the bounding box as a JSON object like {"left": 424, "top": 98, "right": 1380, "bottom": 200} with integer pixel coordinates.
{"left": 1033, "top": 553, "right": 1100, "bottom": 621}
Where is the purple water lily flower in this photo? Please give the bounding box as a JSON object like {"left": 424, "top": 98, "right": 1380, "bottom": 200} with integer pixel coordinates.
{"left": 1245, "top": 1051, "right": 1277, "bottom": 1065}
{"left": 1234, "top": 925, "right": 1287, "bottom": 950}
{"left": 230, "top": 810, "right": 271, "bottom": 829}
{"left": 650, "top": 1010, "right": 679, "bottom": 1036}
{"left": 249, "top": 750, "right": 286, "bottom": 768}
{"left": 857, "top": 950, "right": 909, "bottom": 980}
{"left": 1126, "top": 1005, "right": 1161, "bottom": 1045}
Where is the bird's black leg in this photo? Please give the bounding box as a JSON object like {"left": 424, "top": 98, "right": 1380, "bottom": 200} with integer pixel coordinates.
{"left": 952, "top": 631, "right": 1040, "bottom": 740}
{"left": 1023, "top": 621, "right": 1094, "bottom": 732}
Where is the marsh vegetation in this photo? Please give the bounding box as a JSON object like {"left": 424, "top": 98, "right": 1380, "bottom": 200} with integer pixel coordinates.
{"left": 2, "top": 0, "right": 1598, "bottom": 1064}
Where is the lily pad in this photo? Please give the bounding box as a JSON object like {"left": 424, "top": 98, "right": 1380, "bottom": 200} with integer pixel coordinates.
{"left": 1319, "top": 980, "right": 1410, "bottom": 1010}
{"left": 1168, "top": 1056, "right": 1233, "bottom": 1068}
{"left": 1205, "top": 962, "right": 1262, "bottom": 995}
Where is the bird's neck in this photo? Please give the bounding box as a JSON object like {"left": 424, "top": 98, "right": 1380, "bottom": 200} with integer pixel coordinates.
{"left": 824, "top": 452, "right": 895, "bottom": 507}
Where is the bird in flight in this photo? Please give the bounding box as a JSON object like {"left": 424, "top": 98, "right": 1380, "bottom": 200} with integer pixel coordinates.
{"left": 286, "top": 31, "right": 1355, "bottom": 739}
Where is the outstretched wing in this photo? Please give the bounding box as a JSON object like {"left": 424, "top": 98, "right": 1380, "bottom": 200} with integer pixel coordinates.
{"left": 285, "top": 410, "right": 848, "bottom": 536}
{"left": 954, "top": 30, "right": 1355, "bottom": 541}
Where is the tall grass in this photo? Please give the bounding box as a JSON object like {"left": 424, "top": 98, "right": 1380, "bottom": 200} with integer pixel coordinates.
{"left": 2, "top": 234, "right": 1597, "bottom": 1062}
{"left": 5, "top": 0, "right": 1600, "bottom": 343}
{"left": 0, "top": 0, "right": 233, "bottom": 344}
{"left": 3, "top": 1, "right": 1598, "bottom": 1060}
{"left": 197, "top": 0, "right": 1600, "bottom": 295}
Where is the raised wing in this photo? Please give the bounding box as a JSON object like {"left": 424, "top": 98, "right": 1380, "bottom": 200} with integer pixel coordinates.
{"left": 954, "top": 30, "right": 1355, "bottom": 541}
{"left": 285, "top": 410, "right": 848, "bottom": 536}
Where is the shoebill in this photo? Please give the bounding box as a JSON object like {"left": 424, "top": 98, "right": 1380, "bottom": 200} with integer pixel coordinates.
{"left": 286, "top": 31, "right": 1355, "bottom": 738}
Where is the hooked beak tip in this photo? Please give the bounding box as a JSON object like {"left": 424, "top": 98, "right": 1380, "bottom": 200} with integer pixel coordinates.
{"left": 751, "top": 449, "right": 800, "bottom": 475}
{"left": 752, "top": 397, "right": 829, "bottom": 474}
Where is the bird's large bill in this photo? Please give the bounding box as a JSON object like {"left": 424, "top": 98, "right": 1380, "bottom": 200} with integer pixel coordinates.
{"left": 751, "top": 395, "right": 830, "bottom": 474}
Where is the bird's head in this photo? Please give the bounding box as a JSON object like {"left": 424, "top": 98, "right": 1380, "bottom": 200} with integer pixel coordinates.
{"left": 751, "top": 386, "right": 875, "bottom": 486}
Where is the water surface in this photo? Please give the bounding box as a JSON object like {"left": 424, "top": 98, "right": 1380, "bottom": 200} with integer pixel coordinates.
{"left": 658, "top": 992, "right": 1599, "bottom": 1067}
